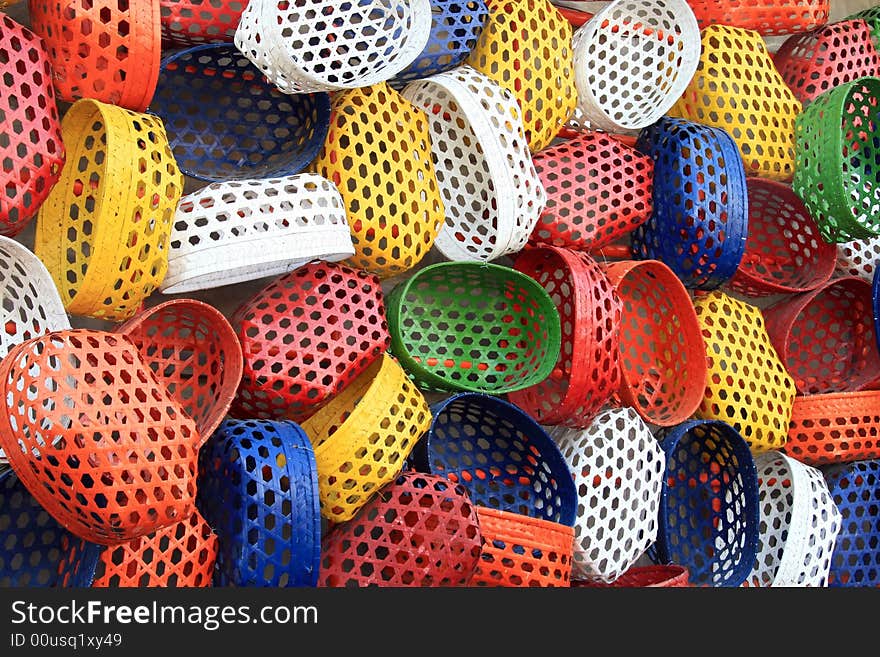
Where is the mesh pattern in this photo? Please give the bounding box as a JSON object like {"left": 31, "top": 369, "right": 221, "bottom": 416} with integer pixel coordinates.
{"left": 572, "top": 0, "right": 700, "bottom": 134}
{"left": 685, "top": 0, "right": 828, "bottom": 35}
{"left": 0, "top": 15, "right": 65, "bottom": 237}
{"left": 160, "top": 0, "right": 245, "bottom": 47}
{"left": 632, "top": 118, "right": 748, "bottom": 291}
{"left": 466, "top": 0, "right": 576, "bottom": 152}
{"left": 670, "top": 26, "right": 802, "bottom": 181}
{"left": 549, "top": 408, "right": 664, "bottom": 583}
{"left": 837, "top": 235, "right": 880, "bottom": 281}
{"left": 197, "top": 419, "right": 320, "bottom": 587}
{"left": 313, "top": 83, "right": 444, "bottom": 278}
{"left": 161, "top": 173, "right": 353, "bottom": 294}
{"left": 729, "top": 178, "right": 837, "bottom": 297}
{"left": 653, "top": 420, "right": 760, "bottom": 588}
{"left": 694, "top": 291, "right": 797, "bottom": 453}
{"left": 34, "top": 98, "right": 183, "bottom": 322}
{"left": 401, "top": 66, "right": 545, "bottom": 263}
{"left": 29, "top": 0, "right": 161, "bottom": 111}
{"left": 793, "top": 76, "right": 880, "bottom": 243}
{"left": 774, "top": 20, "right": 880, "bottom": 106}
{"left": 508, "top": 247, "right": 620, "bottom": 427}
{"left": 319, "top": 472, "right": 482, "bottom": 587}
{"left": 386, "top": 262, "right": 561, "bottom": 394}
{"left": 234, "top": 0, "right": 432, "bottom": 94}
{"left": 301, "top": 354, "right": 431, "bottom": 524}
{"left": 231, "top": 262, "right": 389, "bottom": 424}
{"left": 150, "top": 44, "right": 330, "bottom": 183}
{"left": 0, "top": 329, "right": 199, "bottom": 545}
{"left": 528, "top": 132, "right": 653, "bottom": 252}
{"left": 763, "top": 277, "right": 880, "bottom": 395}
{"left": 746, "top": 451, "right": 841, "bottom": 587}
{"left": 848, "top": 5, "right": 880, "bottom": 49}
{"left": 602, "top": 259, "right": 706, "bottom": 427}
{"left": 824, "top": 460, "right": 880, "bottom": 587}
{"left": 572, "top": 564, "right": 689, "bottom": 587}
{"left": 419, "top": 393, "right": 577, "bottom": 524}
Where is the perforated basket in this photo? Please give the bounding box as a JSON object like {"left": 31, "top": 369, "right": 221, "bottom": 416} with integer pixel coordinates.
{"left": 507, "top": 247, "right": 620, "bottom": 427}
{"left": 0, "top": 329, "right": 199, "bottom": 545}
{"left": 548, "top": 408, "right": 665, "bottom": 583}
{"left": 837, "top": 235, "right": 880, "bottom": 281}
{"left": 319, "top": 472, "right": 482, "bottom": 587}
{"left": 729, "top": 178, "right": 837, "bottom": 297}
{"left": 149, "top": 44, "right": 330, "bottom": 183}
{"left": 34, "top": 98, "right": 183, "bottom": 322}
{"left": 386, "top": 262, "right": 561, "bottom": 394}
{"left": 466, "top": 0, "right": 577, "bottom": 152}
{"left": 572, "top": 0, "right": 700, "bottom": 135}
{"left": 116, "top": 299, "right": 243, "bottom": 445}
{"left": 197, "top": 419, "right": 320, "bottom": 587}
{"left": 28, "top": 0, "right": 161, "bottom": 111}
{"left": 685, "top": 0, "right": 829, "bottom": 35}
{"left": 301, "top": 353, "right": 431, "bottom": 524}
{"left": 160, "top": 0, "right": 245, "bottom": 47}
{"left": 793, "top": 76, "right": 880, "bottom": 243}
{"left": 694, "top": 291, "right": 797, "bottom": 453}
{"left": 231, "top": 261, "right": 390, "bottom": 423}
{"left": 601, "top": 259, "right": 706, "bottom": 427}
{"left": 653, "top": 419, "right": 760, "bottom": 588}
{"left": 0, "top": 15, "right": 65, "bottom": 237}
{"left": 527, "top": 132, "right": 653, "bottom": 252}
{"left": 234, "top": 0, "right": 432, "bottom": 94}
{"left": 401, "top": 66, "right": 545, "bottom": 263}
{"left": 670, "top": 25, "right": 802, "bottom": 181}
{"left": 823, "top": 459, "right": 880, "bottom": 587}
{"left": 763, "top": 276, "right": 880, "bottom": 395}
{"left": 161, "top": 173, "right": 353, "bottom": 294}
{"left": 632, "top": 118, "right": 748, "bottom": 290}
{"left": 745, "top": 451, "right": 841, "bottom": 587}
{"left": 572, "top": 564, "right": 690, "bottom": 587}
{"left": 848, "top": 5, "right": 880, "bottom": 50}
{"left": 313, "top": 83, "right": 444, "bottom": 278}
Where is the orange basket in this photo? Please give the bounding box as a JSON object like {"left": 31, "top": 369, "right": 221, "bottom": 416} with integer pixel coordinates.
{"left": 685, "top": 0, "right": 829, "bottom": 36}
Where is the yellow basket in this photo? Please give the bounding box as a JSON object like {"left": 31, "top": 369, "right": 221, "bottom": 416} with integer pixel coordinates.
{"left": 313, "top": 83, "right": 444, "bottom": 279}
{"left": 301, "top": 353, "right": 431, "bottom": 524}
{"left": 35, "top": 98, "right": 183, "bottom": 322}
{"left": 467, "top": 0, "right": 576, "bottom": 153}
{"left": 670, "top": 25, "right": 802, "bottom": 182}
{"left": 693, "top": 291, "right": 796, "bottom": 453}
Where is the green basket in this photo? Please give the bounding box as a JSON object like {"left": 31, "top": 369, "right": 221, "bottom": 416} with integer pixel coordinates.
{"left": 386, "top": 262, "right": 561, "bottom": 394}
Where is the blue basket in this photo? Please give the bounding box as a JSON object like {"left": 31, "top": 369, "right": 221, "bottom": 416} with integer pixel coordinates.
{"left": 196, "top": 419, "right": 321, "bottom": 587}
{"left": 651, "top": 419, "right": 760, "bottom": 587}
{"left": 413, "top": 393, "right": 577, "bottom": 526}
{"left": 632, "top": 117, "right": 748, "bottom": 290}
{"left": 54, "top": 537, "right": 104, "bottom": 588}
{"left": 148, "top": 44, "right": 330, "bottom": 182}
{"left": 824, "top": 459, "right": 880, "bottom": 587}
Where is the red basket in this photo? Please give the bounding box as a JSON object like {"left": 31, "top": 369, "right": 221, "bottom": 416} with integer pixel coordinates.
{"left": 572, "top": 564, "right": 690, "bottom": 587}
{"left": 685, "top": 0, "right": 829, "bottom": 36}
{"left": 160, "top": 0, "right": 244, "bottom": 47}
{"left": 785, "top": 390, "right": 880, "bottom": 465}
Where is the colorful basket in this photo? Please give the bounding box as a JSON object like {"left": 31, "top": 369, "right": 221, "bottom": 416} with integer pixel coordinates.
{"left": 729, "top": 178, "right": 837, "bottom": 297}
{"left": 34, "top": 98, "right": 183, "bottom": 322}
{"left": 0, "top": 15, "right": 65, "bottom": 237}
{"left": 401, "top": 66, "right": 546, "bottom": 263}
{"left": 159, "top": 0, "right": 244, "bottom": 47}
{"left": 149, "top": 44, "right": 330, "bottom": 183}
{"left": 601, "top": 259, "right": 707, "bottom": 427}
{"left": 231, "top": 261, "right": 390, "bottom": 423}
{"left": 793, "top": 75, "right": 880, "bottom": 243}
{"left": 632, "top": 118, "right": 748, "bottom": 290}
{"left": 548, "top": 408, "right": 665, "bottom": 583}
{"left": 745, "top": 451, "right": 841, "bottom": 587}
{"left": 527, "top": 132, "right": 653, "bottom": 252}
{"left": 848, "top": 5, "right": 880, "bottom": 49}
{"left": 319, "top": 472, "right": 482, "bottom": 587}
{"left": 837, "top": 235, "right": 880, "bottom": 281}
{"left": 508, "top": 247, "right": 621, "bottom": 427}
{"left": 197, "top": 419, "right": 320, "bottom": 587}
{"left": 653, "top": 419, "right": 760, "bottom": 588}
{"left": 572, "top": 564, "right": 690, "bottom": 588}
{"left": 301, "top": 354, "right": 431, "bottom": 524}
{"left": 670, "top": 25, "right": 802, "bottom": 181}
{"left": 161, "top": 173, "right": 353, "bottom": 294}
{"left": 684, "top": 0, "right": 829, "bottom": 36}
{"left": 386, "top": 262, "right": 561, "bottom": 394}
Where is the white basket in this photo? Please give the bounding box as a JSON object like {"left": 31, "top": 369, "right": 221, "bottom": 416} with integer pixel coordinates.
{"left": 746, "top": 451, "right": 842, "bottom": 587}
{"left": 160, "top": 173, "right": 354, "bottom": 294}
{"left": 234, "top": 0, "right": 433, "bottom": 94}
{"left": 572, "top": 0, "right": 701, "bottom": 134}
{"left": 402, "top": 65, "right": 546, "bottom": 262}
{"left": 548, "top": 407, "right": 665, "bottom": 583}
{"left": 836, "top": 235, "right": 880, "bottom": 281}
